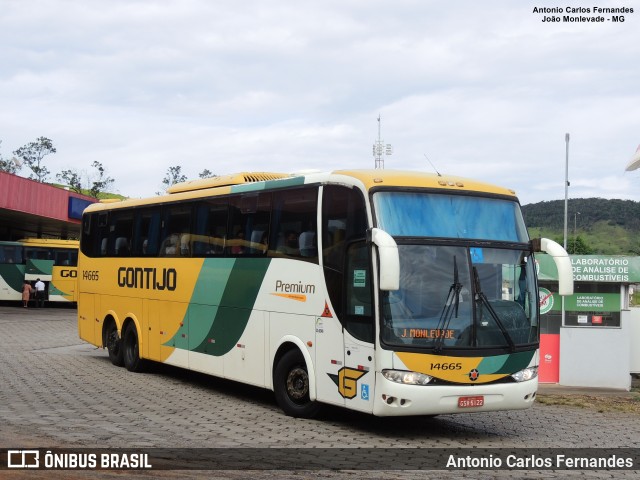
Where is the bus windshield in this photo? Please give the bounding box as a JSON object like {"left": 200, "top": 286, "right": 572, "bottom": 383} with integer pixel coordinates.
{"left": 380, "top": 245, "right": 538, "bottom": 350}
{"left": 374, "top": 191, "right": 536, "bottom": 351}
{"left": 373, "top": 191, "right": 528, "bottom": 241}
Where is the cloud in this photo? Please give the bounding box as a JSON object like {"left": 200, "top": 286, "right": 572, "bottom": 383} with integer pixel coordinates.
{"left": 1, "top": 0, "right": 639, "bottom": 203}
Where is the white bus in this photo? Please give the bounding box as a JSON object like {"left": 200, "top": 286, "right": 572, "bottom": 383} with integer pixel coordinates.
{"left": 78, "top": 170, "right": 573, "bottom": 417}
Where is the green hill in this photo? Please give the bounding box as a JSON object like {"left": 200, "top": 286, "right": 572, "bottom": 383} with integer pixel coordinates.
{"left": 522, "top": 198, "right": 640, "bottom": 255}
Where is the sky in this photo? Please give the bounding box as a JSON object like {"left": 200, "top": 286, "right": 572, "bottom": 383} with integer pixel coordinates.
{"left": 1, "top": 0, "right": 639, "bottom": 205}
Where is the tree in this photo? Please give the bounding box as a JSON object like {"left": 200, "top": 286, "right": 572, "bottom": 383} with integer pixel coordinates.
{"left": 161, "top": 165, "right": 187, "bottom": 190}
{"left": 0, "top": 140, "right": 21, "bottom": 174}
{"left": 56, "top": 169, "right": 83, "bottom": 193}
{"left": 199, "top": 169, "right": 216, "bottom": 179}
{"left": 569, "top": 235, "right": 594, "bottom": 255}
{"left": 89, "top": 161, "right": 115, "bottom": 198}
{"left": 54, "top": 161, "right": 114, "bottom": 198}
{"left": 13, "top": 136, "right": 56, "bottom": 182}
{"left": 552, "top": 235, "right": 594, "bottom": 255}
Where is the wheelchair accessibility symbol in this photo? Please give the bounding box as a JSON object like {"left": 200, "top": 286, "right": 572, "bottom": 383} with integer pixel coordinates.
{"left": 361, "top": 384, "right": 370, "bottom": 401}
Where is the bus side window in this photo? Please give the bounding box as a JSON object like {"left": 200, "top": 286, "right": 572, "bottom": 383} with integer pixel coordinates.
{"left": 54, "top": 250, "right": 71, "bottom": 266}
{"left": 107, "top": 210, "right": 134, "bottom": 257}
{"left": 115, "top": 237, "right": 130, "bottom": 256}
{"left": 97, "top": 213, "right": 109, "bottom": 257}
{"left": 2, "top": 245, "right": 23, "bottom": 264}
{"left": 227, "top": 196, "right": 247, "bottom": 255}
{"left": 80, "top": 212, "right": 108, "bottom": 257}
{"left": 160, "top": 233, "right": 180, "bottom": 256}
{"left": 133, "top": 209, "right": 161, "bottom": 256}
{"left": 194, "top": 198, "right": 228, "bottom": 256}
{"left": 227, "top": 193, "right": 271, "bottom": 256}
{"left": 160, "top": 204, "right": 192, "bottom": 257}
{"left": 272, "top": 187, "right": 318, "bottom": 262}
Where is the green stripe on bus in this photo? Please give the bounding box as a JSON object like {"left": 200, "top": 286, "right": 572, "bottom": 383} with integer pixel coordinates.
{"left": 48, "top": 282, "right": 66, "bottom": 296}
{"left": 26, "top": 259, "right": 54, "bottom": 276}
{"left": 0, "top": 264, "right": 26, "bottom": 292}
{"left": 230, "top": 176, "right": 305, "bottom": 193}
{"left": 197, "top": 257, "right": 271, "bottom": 355}
{"left": 167, "top": 258, "right": 271, "bottom": 356}
{"left": 185, "top": 258, "right": 236, "bottom": 349}
{"left": 478, "top": 350, "right": 534, "bottom": 374}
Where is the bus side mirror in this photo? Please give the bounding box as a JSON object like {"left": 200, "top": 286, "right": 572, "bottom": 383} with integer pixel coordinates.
{"left": 369, "top": 228, "right": 400, "bottom": 291}
{"left": 531, "top": 237, "right": 574, "bottom": 296}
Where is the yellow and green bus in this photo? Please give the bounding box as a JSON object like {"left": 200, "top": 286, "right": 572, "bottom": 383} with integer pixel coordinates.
{"left": 0, "top": 238, "right": 79, "bottom": 303}
{"left": 77, "top": 170, "right": 573, "bottom": 417}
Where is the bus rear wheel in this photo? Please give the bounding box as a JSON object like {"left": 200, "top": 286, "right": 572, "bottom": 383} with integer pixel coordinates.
{"left": 274, "top": 349, "right": 322, "bottom": 418}
{"left": 122, "top": 322, "right": 145, "bottom": 373}
{"left": 105, "top": 322, "right": 124, "bottom": 367}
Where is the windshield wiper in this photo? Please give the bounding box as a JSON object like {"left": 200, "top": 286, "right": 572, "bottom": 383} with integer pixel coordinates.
{"left": 473, "top": 266, "right": 515, "bottom": 352}
{"left": 434, "top": 256, "right": 462, "bottom": 353}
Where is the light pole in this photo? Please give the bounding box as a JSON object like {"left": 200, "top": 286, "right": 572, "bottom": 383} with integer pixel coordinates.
{"left": 562, "top": 133, "right": 570, "bottom": 328}
{"left": 573, "top": 211, "right": 580, "bottom": 253}
{"left": 563, "top": 133, "right": 570, "bottom": 250}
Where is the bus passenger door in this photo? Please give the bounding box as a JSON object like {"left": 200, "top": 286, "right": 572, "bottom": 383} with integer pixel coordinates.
{"left": 342, "top": 242, "right": 376, "bottom": 413}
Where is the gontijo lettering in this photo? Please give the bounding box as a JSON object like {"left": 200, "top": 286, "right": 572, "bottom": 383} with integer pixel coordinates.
{"left": 117, "top": 267, "right": 177, "bottom": 291}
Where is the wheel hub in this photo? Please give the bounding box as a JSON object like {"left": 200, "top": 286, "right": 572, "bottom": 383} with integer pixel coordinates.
{"left": 286, "top": 367, "right": 308, "bottom": 400}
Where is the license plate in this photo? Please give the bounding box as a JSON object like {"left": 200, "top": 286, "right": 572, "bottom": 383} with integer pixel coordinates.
{"left": 458, "top": 395, "right": 484, "bottom": 408}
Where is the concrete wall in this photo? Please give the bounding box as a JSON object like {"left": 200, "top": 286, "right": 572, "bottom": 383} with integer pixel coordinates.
{"left": 559, "top": 320, "right": 631, "bottom": 390}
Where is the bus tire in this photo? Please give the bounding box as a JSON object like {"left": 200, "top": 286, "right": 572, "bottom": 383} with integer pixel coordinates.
{"left": 122, "top": 322, "right": 145, "bottom": 373}
{"left": 273, "top": 349, "right": 322, "bottom": 418}
{"left": 105, "top": 321, "right": 124, "bottom": 367}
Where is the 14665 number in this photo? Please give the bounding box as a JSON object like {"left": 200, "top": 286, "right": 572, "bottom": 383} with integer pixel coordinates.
{"left": 82, "top": 270, "right": 99, "bottom": 281}
{"left": 430, "top": 362, "right": 462, "bottom": 371}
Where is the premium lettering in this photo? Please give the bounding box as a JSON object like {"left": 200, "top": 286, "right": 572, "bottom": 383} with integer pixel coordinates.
{"left": 275, "top": 280, "right": 316, "bottom": 294}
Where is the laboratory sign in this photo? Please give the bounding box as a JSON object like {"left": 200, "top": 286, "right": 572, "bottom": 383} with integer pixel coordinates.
{"left": 537, "top": 255, "right": 640, "bottom": 283}
{"left": 564, "top": 293, "right": 620, "bottom": 312}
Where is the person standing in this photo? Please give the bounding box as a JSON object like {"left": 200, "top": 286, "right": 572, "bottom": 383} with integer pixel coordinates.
{"left": 34, "top": 278, "right": 46, "bottom": 308}
{"left": 22, "top": 281, "right": 33, "bottom": 308}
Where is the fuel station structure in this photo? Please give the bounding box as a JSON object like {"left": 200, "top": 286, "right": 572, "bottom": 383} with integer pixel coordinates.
{"left": 537, "top": 253, "right": 640, "bottom": 389}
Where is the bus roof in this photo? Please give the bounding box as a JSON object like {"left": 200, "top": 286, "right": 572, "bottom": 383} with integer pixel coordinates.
{"left": 166, "top": 172, "right": 291, "bottom": 194}
{"left": 83, "top": 169, "right": 518, "bottom": 213}
{"left": 332, "top": 169, "right": 517, "bottom": 197}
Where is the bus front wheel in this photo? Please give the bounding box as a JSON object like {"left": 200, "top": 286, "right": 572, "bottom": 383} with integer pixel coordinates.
{"left": 122, "top": 323, "right": 145, "bottom": 373}
{"left": 105, "top": 321, "right": 124, "bottom": 367}
{"left": 274, "top": 349, "right": 322, "bottom": 418}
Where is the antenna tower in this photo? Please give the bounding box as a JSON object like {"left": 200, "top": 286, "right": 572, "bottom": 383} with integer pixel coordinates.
{"left": 373, "top": 115, "right": 392, "bottom": 169}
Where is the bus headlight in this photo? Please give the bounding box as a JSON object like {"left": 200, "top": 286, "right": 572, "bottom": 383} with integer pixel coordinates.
{"left": 382, "top": 369, "right": 433, "bottom": 386}
{"left": 511, "top": 366, "right": 538, "bottom": 382}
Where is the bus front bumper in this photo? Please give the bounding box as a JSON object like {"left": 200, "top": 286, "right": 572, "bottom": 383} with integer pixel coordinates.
{"left": 372, "top": 371, "right": 538, "bottom": 416}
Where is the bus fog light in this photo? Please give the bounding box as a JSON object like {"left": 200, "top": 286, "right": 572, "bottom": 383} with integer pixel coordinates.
{"left": 511, "top": 366, "right": 538, "bottom": 382}
{"left": 382, "top": 369, "right": 432, "bottom": 386}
